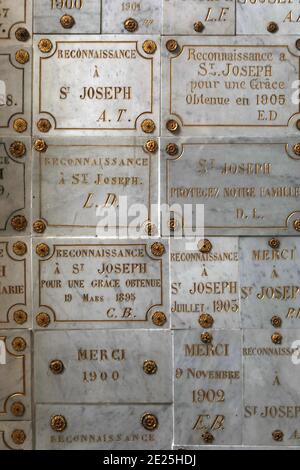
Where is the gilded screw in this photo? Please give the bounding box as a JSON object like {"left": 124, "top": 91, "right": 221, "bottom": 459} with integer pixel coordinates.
{"left": 293, "top": 143, "right": 300, "bottom": 156}
{"left": 12, "top": 337, "right": 26, "bottom": 352}
{"left": 169, "top": 218, "right": 177, "bottom": 232}
{"left": 194, "top": 21, "right": 205, "bottom": 33}
{"left": 13, "top": 118, "right": 27, "bottom": 133}
{"left": 152, "top": 311, "right": 167, "bottom": 327}
{"left": 37, "top": 119, "right": 52, "bottom": 133}
{"left": 15, "top": 49, "right": 30, "bottom": 65}
{"left": 11, "top": 402, "right": 25, "bottom": 417}
{"left": 13, "top": 310, "right": 28, "bottom": 325}
{"left": 268, "top": 238, "right": 280, "bottom": 249}
{"left": 13, "top": 241, "right": 27, "bottom": 256}
{"left": 296, "top": 39, "right": 300, "bottom": 51}
{"left": 272, "top": 430, "right": 284, "bottom": 442}
{"left": 50, "top": 415, "right": 67, "bottom": 432}
{"left": 199, "top": 313, "right": 214, "bottom": 329}
{"left": 271, "top": 316, "right": 282, "bottom": 328}
{"left": 60, "top": 14, "right": 75, "bottom": 29}
{"left": 141, "top": 119, "right": 156, "bottom": 134}
{"left": 34, "top": 139, "right": 48, "bottom": 152}
{"left": 201, "top": 332, "right": 213, "bottom": 344}
{"left": 202, "top": 431, "right": 214, "bottom": 444}
{"left": 166, "top": 143, "right": 179, "bottom": 156}
{"left": 142, "top": 40, "right": 157, "bottom": 54}
{"left": 144, "top": 221, "right": 156, "bottom": 236}
{"left": 166, "top": 39, "right": 179, "bottom": 53}
{"left": 141, "top": 413, "right": 158, "bottom": 431}
{"left": 11, "top": 429, "right": 26, "bottom": 445}
{"left": 151, "top": 242, "right": 165, "bottom": 257}
{"left": 143, "top": 360, "right": 158, "bottom": 375}
{"left": 166, "top": 119, "right": 179, "bottom": 133}
{"left": 296, "top": 120, "right": 300, "bottom": 131}
{"left": 15, "top": 28, "right": 30, "bottom": 42}
{"left": 36, "top": 312, "right": 51, "bottom": 328}
{"left": 11, "top": 215, "right": 27, "bottom": 232}
{"left": 49, "top": 359, "right": 65, "bottom": 375}
{"left": 271, "top": 332, "right": 282, "bottom": 344}
{"left": 33, "top": 220, "right": 47, "bottom": 234}
{"left": 198, "top": 239, "right": 213, "bottom": 253}
{"left": 9, "top": 141, "right": 26, "bottom": 158}
{"left": 38, "top": 39, "right": 53, "bottom": 53}
{"left": 124, "top": 18, "right": 138, "bottom": 32}
{"left": 144, "top": 139, "right": 158, "bottom": 153}
{"left": 36, "top": 243, "right": 50, "bottom": 257}
{"left": 293, "top": 219, "right": 300, "bottom": 232}
{"left": 267, "top": 22, "right": 278, "bottom": 33}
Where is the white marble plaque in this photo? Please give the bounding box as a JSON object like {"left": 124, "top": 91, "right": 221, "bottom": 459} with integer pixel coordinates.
{"left": 163, "top": 0, "right": 235, "bottom": 35}
{"left": 32, "top": 137, "right": 159, "bottom": 236}
{"left": 174, "top": 330, "right": 242, "bottom": 446}
{"left": 0, "top": 330, "right": 31, "bottom": 420}
{"left": 33, "top": 35, "right": 160, "bottom": 136}
{"left": 33, "top": 238, "right": 169, "bottom": 329}
{"left": 161, "top": 140, "right": 300, "bottom": 235}
{"left": 171, "top": 238, "right": 240, "bottom": 329}
{"left": 34, "top": 0, "right": 101, "bottom": 34}
{"left": 0, "top": 46, "right": 31, "bottom": 136}
{"left": 102, "top": 0, "right": 162, "bottom": 34}
{"left": 34, "top": 330, "right": 172, "bottom": 403}
{"left": 0, "top": 239, "right": 31, "bottom": 329}
{"left": 243, "top": 329, "right": 300, "bottom": 446}
{"left": 162, "top": 36, "right": 300, "bottom": 138}
{"left": 237, "top": 0, "right": 300, "bottom": 35}
{"left": 0, "top": 0, "right": 31, "bottom": 42}
{"left": 240, "top": 237, "right": 300, "bottom": 329}
{"left": 36, "top": 404, "right": 172, "bottom": 450}
{"left": 0, "top": 421, "right": 32, "bottom": 450}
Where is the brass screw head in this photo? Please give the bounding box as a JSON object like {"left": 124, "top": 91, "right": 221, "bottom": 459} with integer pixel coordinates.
{"left": 13, "top": 241, "right": 27, "bottom": 256}
{"left": 142, "top": 40, "right": 157, "bottom": 54}
{"left": 271, "top": 332, "right": 282, "bottom": 344}
{"left": 49, "top": 359, "right": 65, "bottom": 375}
{"left": 124, "top": 18, "right": 138, "bottom": 32}
{"left": 293, "top": 143, "right": 300, "bottom": 156}
{"left": 50, "top": 415, "right": 67, "bottom": 433}
{"left": 296, "top": 39, "right": 300, "bottom": 51}
{"left": 166, "top": 119, "right": 179, "bottom": 133}
{"left": 144, "top": 139, "right": 158, "bottom": 153}
{"left": 152, "top": 311, "right": 167, "bottom": 327}
{"left": 13, "top": 310, "right": 28, "bottom": 325}
{"left": 11, "top": 402, "right": 25, "bottom": 417}
{"left": 11, "top": 215, "right": 27, "bottom": 232}
{"left": 143, "top": 360, "right": 158, "bottom": 375}
{"left": 34, "top": 139, "right": 48, "bottom": 152}
{"left": 15, "top": 49, "right": 30, "bottom": 64}
{"left": 168, "top": 218, "right": 178, "bottom": 232}
{"left": 37, "top": 119, "right": 52, "bottom": 133}
{"left": 11, "top": 429, "right": 26, "bottom": 445}
{"left": 268, "top": 238, "right": 280, "bottom": 249}
{"left": 267, "top": 22, "right": 279, "bottom": 33}
{"left": 141, "top": 119, "right": 156, "bottom": 134}
{"left": 36, "top": 312, "right": 51, "bottom": 328}
{"left": 144, "top": 221, "right": 156, "bottom": 236}
{"left": 166, "top": 39, "right": 179, "bottom": 53}
{"left": 202, "top": 431, "right": 214, "bottom": 444}
{"left": 60, "top": 14, "right": 75, "bottom": 29}
{"left": 12, "top": 337, "right": 27, "bottom": 352}
{"left": 36, "top": 243, "right": 50, "bottom": 258}
{"left": 33, "top": 220, "right": 47, "bottom": 234}
{"left": 194, "top": 21, "right": 205, "bottom": 33}
{"left": 15, "top": 28, "right": 30, "bottom": 42}
{"left": 271, "top": 316, "right": 282, "bottom": 328}
{"left": 38, "top": 39, "right": 53, "bottom": 53}
{"left": 151, "top": 242, "right": 165, "bottom": 257}
{"left": 199, "top": 313, "right": 214, "bottom": 329}
{"left": 166, "top": 143, "right": 179, "bottom": 156}
{"left": 296, "top": 119, "right": 300, "bottom": 131}
{"left": 198, "top": 239, "right": 213, "bottom": 253}
{"left": 13, "top": 118, "right": 27, "bottom": 133}
{"left": 141, "top": 413, "right": 158, "bottom": 431}
{"left": 201, "top": 332, "right": 213, "bottom": 344}
{"left": 9, "top": 141, "right": 26, "bottom": 158}
{"left": 293, "top": 219, "right": 300, "bottom": 232}
{"left": 272, "top": 430, "right": 284, "bottom": 442}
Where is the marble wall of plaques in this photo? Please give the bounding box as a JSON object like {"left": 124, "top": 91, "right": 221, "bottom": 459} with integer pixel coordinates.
{"left": 0, "top": 0, "right": 300, "bottom": 451}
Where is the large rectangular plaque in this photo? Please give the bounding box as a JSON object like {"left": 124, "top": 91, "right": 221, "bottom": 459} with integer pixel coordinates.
{"left": 34, "top": 0, "right": 101, "bottom": 34}
{"left": 33, "top": 238, "right": 169, "bottom": 329}
{"left": 0, "top": 330, "right": 31, "bottom": 421}
{"left": 243, "top": 329, "right": 300, "bottom": 446}
{"left": 0, "top": 46, "right": 31, "bottom": 136}
{"left": 0, "top": 0, "right": 31, "bottom": 42}
{"left": 36, "top": 404, "right": 172, "bottom": 450}
{"left": 161, "top": 140, "right": 300, "bottom": 235}
{"left": 0, "top": 421, "right": 32, "bottom": 450}
{"left": 33, "top": 35, "right": 160, "bottom": 136}
{"left": 32, "top": 137, "right": 159, "bottom": 236}
{"left": 171, "top": 238, "right": 240, "bottom": 329}
{"left": 34, "top": 330, "right": 172, "bottom": 403}
{"left": 174, "top": 330, "right": 242, "bottom": 446}
{"left": 102, "top": 0, "right": 162, "bottom": 34}
{"left": 163, "top": 0, "right": 235, "bottom": 35}
{"left": 240, "top": 237, "right": 300, "bottom": 329}
{"left": 0, "top": 239, "right": 31, "bottom": 329}
{"left": 162, "top": 36, "right": 300, "bottom": 137}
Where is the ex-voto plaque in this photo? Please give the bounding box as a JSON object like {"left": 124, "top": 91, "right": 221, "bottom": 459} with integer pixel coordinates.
{"left": 162, "top": 36, "right": 300, "bottom": 137}
{"left": 33, "top": 35, "right": 160, "bottom": 136}
{"left": 0, "top": 0, "right": 32, "bottom": 42}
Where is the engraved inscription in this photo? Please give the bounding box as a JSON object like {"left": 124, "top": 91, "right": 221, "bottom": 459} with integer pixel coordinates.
{"left": 0, "top": 0, "right": 28, "bottom": 40}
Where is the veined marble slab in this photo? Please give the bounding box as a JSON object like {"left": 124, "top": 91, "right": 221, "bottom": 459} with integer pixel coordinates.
{"left": 0, "top": 421, "right": 32, "bottom": 450}
{"left": 163, "top": 0, "right": 235, "bottom": 35}
{"left": 0, "top": 330, "right": 31, "bottom": 421}
{"left": 33, "top": 238, "right": 169, "bottom": 329}
{"left": 162, "top": 36, "right": 300, "bottom": 138}
{"left": 0, "top": 0, "right": 32, "bottom": 43}
{"left": 102, "top": 0, "right": 162, "bottom": 34}
{"left": 174, "top": 330, "right": 242, "bottom": 446}
{"left": 36, "top": 404, "right": 172, "bottom": 450}
{"left": 33, "top": 35, "right": 160, "bottom": 136}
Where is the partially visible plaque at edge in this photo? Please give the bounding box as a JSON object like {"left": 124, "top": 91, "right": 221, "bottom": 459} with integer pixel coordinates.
{"left": 0, "top": 421, "right": 32, "bottom": 450}
{"left": 0, "top": 0, "right": 32, "bottom": 42}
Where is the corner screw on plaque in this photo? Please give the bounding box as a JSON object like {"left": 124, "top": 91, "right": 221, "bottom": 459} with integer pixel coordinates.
{"left": 34, "top": 139, "right": 48, "bottom": 152}
{"left": 267, "top": 22, "right": 278, "bottom": 33}
{"left": 296, "top": 39, "right": 300, "bottom": 51}
{"left": 143, "top": 360, "right": 158, "bottom": 375}
{"left": 15, "top": 28, "right": 30, "bottom": 42}
{"left": 268, "top": 238, "right": 280, "bottom": 249}
{"left": 168, "top": 218, "right": 178, "bottom": 232}
{"left": 271, "top": 332, "right": 282, "bottom": 344}
{"left": 13, "top": 241, "right": 27, "bottom": 256}
{"left": 142, "top": 40, "right": 157, "bottom": 54}
{"left": 11, "top": 429, "right": 26, "bottom": 445}
{"left": 12, "top": 337, "right": 27, "bottom": 352}
{"left": 124, "top": 18, "right": 138, "bottom": 32}
{"left": 50, "top": 415, "right": 67, "bottom": 432}
{"left": 144, "top": 221, "right": 156, "bottom": 236}
{"left": 199, "top": 313, "right": 214, "bottom": 329}
{"left": 293, "top": 143, "right": 300, "bottom": 156}
{"left": 11, "top": 402, "right": 25, "bottom": 417}
{"left": 37, "top": 119, "right": 52, "bottom": 133}
{"left": 198, "top": 239, "right": 213, "bottom": 253}
{"left": 293, "top": 219, "right": 300, "bottom": 232}
{"left": 9, "top": 141, "right": 26, "bottom": 158}
{"left": 201, "top": 332, "right": 213, "bottom": 344}
{"left": 38, "top": 39, "right": 53, "bottom": 53}
{"left": 271, "top": 316, "right": 282, "bottom": 328}
{"left": 166, "top": 39, "right": 179, "bottom": 53}
{"left": 49, "top": 359, "right": 65, "bottom": 375}
{"left": 141, "top": 119, "right": 156, "bottom": 134}
{"left": 36, "top": 312, "right": 51, "bottom": 328}
{"left": 60, "top": 14, "right": 75, "bottom": 29}
{"left": 166, "top": 119, "right": 179, "bottom": 133}
{"left": 11, "top": 215, "right": 27, "bottom": 232}
{"left": 272, "top": 430, "right": 284, "bottom": 442}
{"left": 151, "top": 242, "right": 165, "bottom": 257}
{"left": 152, "top": 311, "right": 167, "bottom": 327}
{"left": 33, "top": 220, "right": 47, "bottom": 234}
{"left": 13, "top": 310, "right": 28, "bottom": 325}
{"left": 36, "top": 243, "right": 50, "bottom": 257}
{"left": 141, "top": 413, "right": 158, "bottom": 431}
{"left": 202, "top": 431, "right": 214, "bottom": 444}
{"left": 296, "top": 119, "right": 300, "bottom": 131}
{"left": 166, "top": 143, "right": 179, "bottom": 156}
{"left": 194, "top": 21, "right": 205, "bottom": 33}
{"left": 15, "top": 49, "right": 30, "bottom": 65}
{"left": 13, "top": 118, "right": 27, "bottom": 133}
{"left": 144, "top": 139, "right": 158, "bottom": 153}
